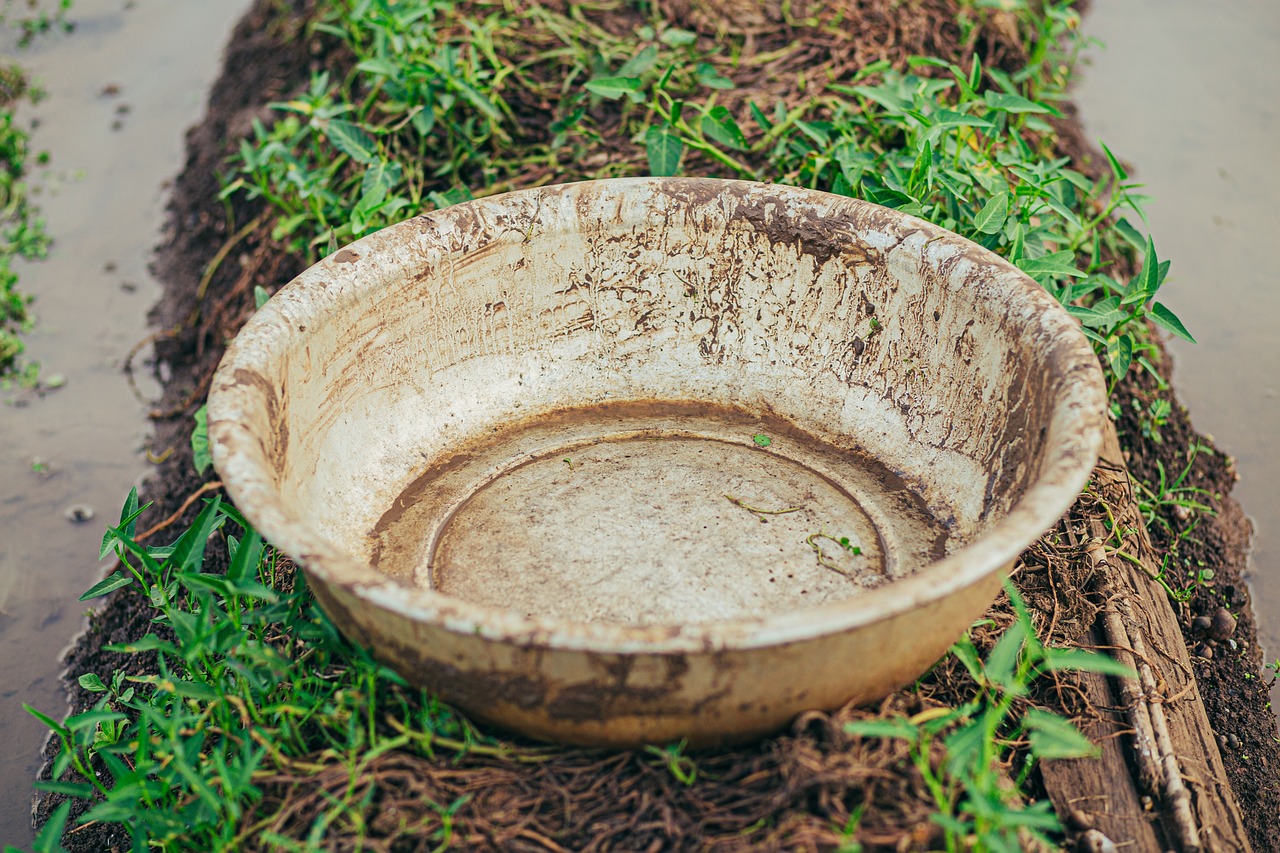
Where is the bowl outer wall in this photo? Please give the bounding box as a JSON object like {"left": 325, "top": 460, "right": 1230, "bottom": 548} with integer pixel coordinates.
{"left": 208, "top": 177, "right": 1107, "bottom": 745}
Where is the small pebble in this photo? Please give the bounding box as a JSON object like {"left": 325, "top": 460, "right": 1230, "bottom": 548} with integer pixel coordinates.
{"left": 1192, "top": 615, "right": 1212, "bottom": 634}
{"left": 1219, "top": 734, "right": 1228, "bottom": 748}
{"left": 1077, "top": 829, "right": 1117, "bottom": 853}
{"left": 1209, "top": 607, "right": 1237, "bottom": 641}
{"left": 1227, "top": 638, "right": 1238, "bottom": 651}
{"left": 1198, "top": 645, "right": 1214, "bottom": 661}
{"left": 64, "top": 504, "right": 95, "bottom": 523}
{"left": 1226, "top": 733, "right": 1241, "bottom": 750}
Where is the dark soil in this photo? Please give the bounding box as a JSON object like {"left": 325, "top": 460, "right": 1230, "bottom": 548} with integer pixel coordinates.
{"left": 32, "top": 0, "right": 1280, "bottom": 850}
{"left": 1113, "top": 350, "right": 1280, "bottom": 851}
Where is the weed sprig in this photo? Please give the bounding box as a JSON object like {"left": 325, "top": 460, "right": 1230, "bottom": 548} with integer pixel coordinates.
{"left": 0, "top": 63, "right": 51, "bottom": 376}
{"left": 27, "top": 492, "right": 492, "bottom": 849}
{"left": 847, "top": 586, "right": 1134, "bottom": 851}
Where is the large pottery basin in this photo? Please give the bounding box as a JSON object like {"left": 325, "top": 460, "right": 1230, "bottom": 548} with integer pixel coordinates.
{"left": 208, "top": 178, "right": 1106, "bottom": 746}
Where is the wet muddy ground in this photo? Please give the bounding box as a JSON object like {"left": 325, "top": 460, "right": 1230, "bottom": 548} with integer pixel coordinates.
{"left": 1076, "top": 0, "right": 1280, "bottom": 707}
{"left": 0, "top": 0, "right": 249, "bottom": 844}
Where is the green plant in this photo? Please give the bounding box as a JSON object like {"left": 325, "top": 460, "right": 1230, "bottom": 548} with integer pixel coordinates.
{"left": 1, "top": 0, "right": 72, "bottom": 47}
{"left": 644, "top": 739, "right": 699, "bottom": 786}
{"left": 846, "top": 584, "right": 1134, "bottom": 852}
{"left": 1136, "top": 396, "right": 1173, "bottom": 444}
{"left": 28, "top": 490, "right": 496, "bottom": 848}
{"left": 0, "top": 62, "right": 53, "bottom": 375}
{"left": 220, "top": 0, "right": 510, "bottom": 261}
{"left": 1134, "top": 442, "right": 1217, "bottom": 532}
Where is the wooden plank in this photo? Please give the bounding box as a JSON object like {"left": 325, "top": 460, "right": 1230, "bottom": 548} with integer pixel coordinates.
{"left": 1040, "top": 621, "right": 1166, "bottom": 849}
{"left": 1040, "top": 423, "right": 1251, "bottom": 852}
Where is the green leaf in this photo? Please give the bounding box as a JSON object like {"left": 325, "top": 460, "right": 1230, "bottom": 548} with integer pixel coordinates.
{"left": 645, "top": 125, "right": 683, "bottom": 176}
{"left": 1016, "top": 250, "right": 1085, "bottom": 279}
{"left": 927, "top": 109, "right": 996, "bottom": 131}
{"left": 1107, "top": 333, "right": 1134, "bottom": 380}
{"left": 447, "top": 76, "right": 505, "bottom": 122}
{"left": 119, "top": 487, "right": 141, "bottom": 538}
{"left": 1040, "top": 647, "right": 1137, "bottom": 679}
{"left": 950, "top": 635, "right": 985, "bottom": 682}
{"left": 794, "top": 119, "right": 831, "bottom": 148}
{"left": 361, "top": 160, "right": 403, "bottom": 205}
{"left": 192, "top": 404, "right": 211, "bottom": 476}
{"left": 585, "top": 76, "right": 644, "bottom": 103}
{"left": 984, "top": 619, "right": 1028, "bottom": 691}
{"left": 427, "top": 186, "right": 474, "bottom": 209}
{"left": 943, "top": 710, "right": 995, "bottom": 775}
{"left": 354, "top": 58, "right": 399, "bottom": 79}
{"left": 1100, "top": 140, "right": 1129, "bottom": 181}
{"left": 228, "top": 525, "right": 264, "bottom": 584}
{"left": 101, "top": 488, "right": 146, "bottom": 560}
{"left": 748, "top": 101, "right": 773, "bottom": 132}
{"left": 24, "top": 704, "right": 69, "bottom": 738}
{"left": 105, "top": 633, "right": 179, "bottom": 656}
{"left": 983, "top": 91, "right": 1054, "bottom": 114}
{"left": 844, "top": 718, "right": 918, "bottom": 740}
{"left": 411, "top": 107, "right": 435, "bottom": 137}
{"left": 78, "top": 673, "right": 108, "bottom": 693}
{"left": 1127, "top": 235, "right": 1160, "bottom": 298}
{"left": 695, "top": 62, "right": 734, "bottom": 90}
{"left": 33, "top": 780, "right": 96, "bottom": 799}
{"left": 79, "top": 571, "right": 134, "bottom": 601}
{"left": 320, "top": 118, "right": 378, "bottom": 165}
{"left": 973, "top": 192, "right": 1009, "bottom": 235}
{"left": 549, "top": 106, "right": 585, "bottom": 135}
{"left": 617, "top": 45, "right": 658, "bottom": 79}
{"left": 700, "top": 105, "right": 746, "bottom": 150}
{"left": 253, "top": 285, "right": 270, "bottom": 310}
{"left": 659, "top": 27, "right": 697, "bottom": 47}
{"left": 852, "top": 83, "right": 912, "bottom": 113}
{"left": 30, "top": 799, "right": 71, "bottom": 853}
{"left": 166, "top": 496, "right": 224, "bottom": 575}
{"left": 1024, "top": 708, "right": 1098, "bottom": 760}
{"left": 1150, "top": 301, "right": 1196, "bottom": 343}
{"left": 1113, "top": 217, "right": 1146, "bottom": 252}
{"left": 64, "top": 710, "right": 127, "bottom": 732}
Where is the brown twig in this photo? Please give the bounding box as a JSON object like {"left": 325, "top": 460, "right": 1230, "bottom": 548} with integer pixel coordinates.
{"left": 136, "top": 481, "right": 224, "bottom": 543}
{"left": 723, "top": 494, "right": 804, "bottom": 517}
{"left": 122, "top": 325, "right": 181, "bottom": 406}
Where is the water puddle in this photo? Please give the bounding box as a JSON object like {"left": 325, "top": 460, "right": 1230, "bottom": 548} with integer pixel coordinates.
{"left": 1075, "top": 1, "right": 1280, "bottom": 706}
{"left": 0, "top": 0, "right": 250, "bottom": 843}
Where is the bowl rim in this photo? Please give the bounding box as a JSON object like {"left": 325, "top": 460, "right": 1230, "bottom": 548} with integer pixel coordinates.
{"left": 209, "top": 176, "right": 1107, "bottom": 655}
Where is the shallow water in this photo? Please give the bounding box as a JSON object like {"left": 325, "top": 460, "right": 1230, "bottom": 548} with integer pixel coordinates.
{"left": 1075, "top": 1, "right": 1280, "bottom": 709}
{"left": 0, "top": 1, "right": 250, "bottom": 844}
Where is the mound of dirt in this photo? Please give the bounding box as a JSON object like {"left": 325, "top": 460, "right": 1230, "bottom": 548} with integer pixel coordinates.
{"left": 33, "top": 1, "right": 1280, "bottom": 850}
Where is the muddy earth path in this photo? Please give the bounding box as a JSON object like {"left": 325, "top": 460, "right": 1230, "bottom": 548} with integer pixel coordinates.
{"left": 0, "top": 1, "right": 250, "bottom": 844}
{"left": 1076, "top": 0, "right": 1280, "bottom": 711}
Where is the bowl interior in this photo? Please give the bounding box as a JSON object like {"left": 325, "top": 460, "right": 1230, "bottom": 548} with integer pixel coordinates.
{"left": 210, "top": 178, "right": 1102, "bottom": 635}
